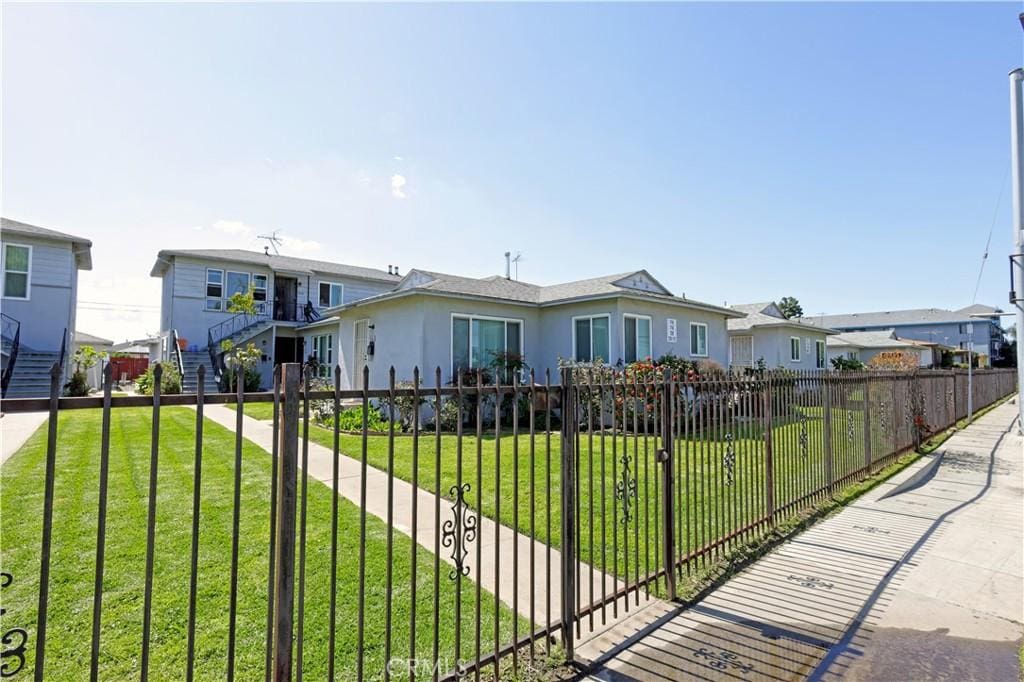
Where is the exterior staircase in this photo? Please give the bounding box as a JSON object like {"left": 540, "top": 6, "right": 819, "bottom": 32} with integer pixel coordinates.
{"left": 180, "top": 351, "right": 221, "bottom": 394}
{"left": 3, "top": 350, "right": 62, "bottom": 399}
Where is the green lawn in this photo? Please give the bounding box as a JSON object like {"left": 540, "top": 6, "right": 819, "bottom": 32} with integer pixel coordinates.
{"left": 0, "top": 408, "right": 520, "bottom": 680}
{"left": 267, "top": 387, "right": 922, "bottom": 591}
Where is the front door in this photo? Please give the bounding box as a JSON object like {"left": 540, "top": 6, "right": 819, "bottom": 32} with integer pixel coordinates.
{"left": 353, "top": 319, "right": 368, "bottom": 389}
{"left": 274, "top": 277, "right": 298, "bottom": 321}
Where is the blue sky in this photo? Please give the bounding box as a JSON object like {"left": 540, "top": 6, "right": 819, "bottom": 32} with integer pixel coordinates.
{"left": 3, "top": 2, "right": 1022, "bottom": 341}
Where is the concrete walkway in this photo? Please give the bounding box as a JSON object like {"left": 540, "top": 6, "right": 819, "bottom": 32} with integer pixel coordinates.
{"left": 0, "top": 410, "right": 48, "bottom": 465}
{"left": 202, "top": 404, "right": 631, "bottom": 636}
{"left": 581, "top": 397, "right": 1023, "bottom": 681}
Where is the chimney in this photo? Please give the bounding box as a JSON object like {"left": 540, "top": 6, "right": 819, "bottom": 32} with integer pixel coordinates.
{"left": 388, "top": 265, "right": 393, "bottom": 275}
{"left": 394, "top": 265, "right": 400, "bottom": 276}
{"left": 504, "top": 251, "right": 511, "bottom": 279}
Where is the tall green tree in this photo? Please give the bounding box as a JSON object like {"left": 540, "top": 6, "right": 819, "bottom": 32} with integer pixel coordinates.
{"left": 778, "top": 296, "right": 804, "bottom": 319}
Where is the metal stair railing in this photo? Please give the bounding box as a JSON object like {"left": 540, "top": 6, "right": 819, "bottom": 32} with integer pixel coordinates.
{"left": 207, "top": 311, "right": 270, "bottom": 383}
{"left": 1, "top": 313, "right": 21, "bottom": 398}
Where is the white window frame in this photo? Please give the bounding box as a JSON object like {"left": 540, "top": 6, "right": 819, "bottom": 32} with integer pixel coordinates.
{"left": 205, "top": 268, "right": 224, "bottom": 311}
{"left": 689, "top": 322, "right": 708, "bottom": 358}
{"left": 729, "top": 335, "right": 753, "bottom": 367}
{"left": 318, "top": 280, "right": 345, "bottom": 309}
{"left": 312, "top": 333, "right": 333, "bottom": 376}
{"left": 450, "top": 313, "right": 525, "bottom": 376}
{"left": 571, "top": 314, "right": 611, "bottom": 363}
{"left": 790, "top": 336, "right": 801, "bottom": 362}
{"left": 225, "top": 270, "right": 251, "bottom": 301}
{"left": 1, "top": 243, "right": 32, "bottom": 300}
{"left": 622, "top": 314, "right": 653, "bottom": 364}
{"left": 252, "top": 273, "right": 269, "bottom": 308}
{"left": 815, "top": 339, "right": 827, "bottom": 369}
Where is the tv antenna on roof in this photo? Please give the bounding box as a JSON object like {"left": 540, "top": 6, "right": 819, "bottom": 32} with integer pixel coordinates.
{"left": 511, "top": 251, "right": 524, "bottom": 280}
{"left": 257, "top": 230, "right": 284, "bottom": 255}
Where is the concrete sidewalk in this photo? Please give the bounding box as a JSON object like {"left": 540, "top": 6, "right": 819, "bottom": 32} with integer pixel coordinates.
{"left": 582, "top": 397, "right": 1023, "bottom": 681}
{"left": 0, "top": 410, "right": 48, "bottom": 465}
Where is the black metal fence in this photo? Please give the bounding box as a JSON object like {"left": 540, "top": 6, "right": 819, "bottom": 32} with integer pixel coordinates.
{"left": 0, "top": 364, "right": 1016, "bottom": 680}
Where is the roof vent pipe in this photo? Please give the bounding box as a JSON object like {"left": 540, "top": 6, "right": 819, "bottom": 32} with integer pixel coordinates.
{"left": 394, "top": 266, "right": 400, "bottom": 276}
{"left": 388, "top": 265, "right": 393, "bottom": 275}
{"left": 504, "top": 251, "right": 511, "bottom": 279}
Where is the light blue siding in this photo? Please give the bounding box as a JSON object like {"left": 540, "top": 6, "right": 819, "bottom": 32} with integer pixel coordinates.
{"left": 1, "top": 235, "right": 79, "bottom": 351}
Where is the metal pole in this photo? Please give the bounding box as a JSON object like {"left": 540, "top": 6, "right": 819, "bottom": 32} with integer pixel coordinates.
{"left": 967, "top": 323, "right": 974, "bottom": 423}
{"left": 558, "top": 368, "right": 576, "bottom": 660}
{"left": 1010, "top": 67, "right": 1024, "bottom": 433}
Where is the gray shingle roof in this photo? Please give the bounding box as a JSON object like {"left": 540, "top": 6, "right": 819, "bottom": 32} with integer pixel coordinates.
{"left": 956, "top": 304, "right": 1003, "bottom": 316}
{"left": 807, "top": 308, "right": 980, "bottom": 329}
{"left": 2, "top": 217, "right": 92, "bottom": 245}
{"left": 74, "top": 330, "right": 114, "bottom": 346}
{"left": 727, "top": 302, "right": 837, "bottom": 333}
{"left": 150, "top": 248, "right": 400, "bottom": 283}
{"left": 826, "top": 330, "right": 915, "bottom": 349}
{"left": 333, "top": 269, "right": 741, "bottom": 317}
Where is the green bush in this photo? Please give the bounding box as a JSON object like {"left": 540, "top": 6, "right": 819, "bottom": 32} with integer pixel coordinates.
{"left": 224, "top": 366, "right": 262, "bottom": 392}
{"left": 135, "top": 364, "right": 182, "bottom": 395}
{"left": 63, "top": 371, "right": 91, "bottom": 397}
{"left": 334, "top": 406, "right": 388, "bottom": 432}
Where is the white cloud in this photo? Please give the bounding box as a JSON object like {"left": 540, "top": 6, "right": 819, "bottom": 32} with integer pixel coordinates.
{"left": 211, "top": 219, "right": 253, "bottom": 235}
{"left": 391, "top": 174, "right": 408, "bottom": 199}
{"left": 280, "top": 235, "right": 322, "bottom": 254}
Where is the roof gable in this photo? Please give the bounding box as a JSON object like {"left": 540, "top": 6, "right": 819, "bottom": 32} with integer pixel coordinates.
{"left": 611, "top": 270, "right": 671, "bottom": 296}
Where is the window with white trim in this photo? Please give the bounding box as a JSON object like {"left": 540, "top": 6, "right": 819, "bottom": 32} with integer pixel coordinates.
{"left": 311, "top": 334, "right": 333, "bottom": 377}
{"left": 252, "top": 274, "right": 268, "bottom": 301}
{"left": 689, "top": 322, "right": 708, "bottom": 357}
{"left": 730, "top": 335, "right": 753, "bottom": 367}
{"left": 2, "top": 244, "right": 31, "bottom": 299}
{"left": 624, "top": 315, "right": 652, "bottom": 364}
{"left": 790, "top": 337, "right": 801, "bottom": 362}
{"left": 573, "top": 315, "right": 610, "bottom": 363}
{"left": 206, "top": 269, "right": 224, "bottom": 311}
{"left": 452, "top": 315, "right": 522, "bottom": 376}
{"left": 225, "top": 271, "right": 250, "bottom": 299}
{"left": 815, "top": 340, "right": 826, "bottom": 369}
{"left": 318, "top": 281, "right": 344, "bottom": 308}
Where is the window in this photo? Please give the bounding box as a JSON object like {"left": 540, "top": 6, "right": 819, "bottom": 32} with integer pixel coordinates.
{"left": 451, "top": 315, "right": 523, "bottom": 377}
{"left": 815, "top": 340, "right": 826, "bottom": 369}
{"left": 318, "top": 281, "right": 344, "bottom": 308}
{"left": 689, "top": 322, "right": 708, "bottom": 357}
{"left": 790, "top": 337, "right": 801, "bottom": 362}
{"left": 225, "top": 271, "right": 250, "bottom": 299}
{"left": 624, "top": 315, "right": 652, "bottom": 363}
{"left": 573, "top": 315, "right": 610, "bottom": 363}
{"left": 2, "top": 244, "right": 30, "bottom": 299}
{"left": 730, "top": 336, "right": 753, "bottom": 367}
{"left": 206, "top": 269, "right": 224, "bottom": 311}
{"left": 252, "top": 275, "right": 268, "bottom": 301}
{"left": 311, "top": 334, "right": 333, "bottom": 377}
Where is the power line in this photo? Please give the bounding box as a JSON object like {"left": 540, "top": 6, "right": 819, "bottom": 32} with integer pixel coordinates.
{"left": 972, "top": 165, "right": 1010, "bottom": 303}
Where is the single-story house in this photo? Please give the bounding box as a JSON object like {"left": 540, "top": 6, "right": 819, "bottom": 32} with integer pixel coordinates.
{"left": 727, "top": 302, "right": 837, "bottom": 370}
{"left": 298, "top": 269, "right": 742, "bottom": 389}
{"left": 72, "top": 330, "right": 114, "bottom": 389}
{"left": 2, "top": 217, "right": 93, "bottom": 397}
{"left": 825, "top": 329, "right": 934, "bottom": 367}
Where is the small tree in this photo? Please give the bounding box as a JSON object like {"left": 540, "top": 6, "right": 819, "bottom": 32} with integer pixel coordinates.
{"left": 64, "top": 345, "right": 105, "bottom": 396}
{"left": 227, "top": 286, "right": 259, "bottom": 315}
{"left": 221, "top": 339, "right": 263, "bottom": 391}
{"left": 777, "top": 297, "right": 803, "bottom": 319}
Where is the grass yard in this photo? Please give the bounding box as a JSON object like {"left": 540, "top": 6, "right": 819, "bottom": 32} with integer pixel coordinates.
{"left": 261, "top": 389, "right": 922, "bottom": 588}
{"left": 0, "top": 408, "right": 521, "bottom": 680}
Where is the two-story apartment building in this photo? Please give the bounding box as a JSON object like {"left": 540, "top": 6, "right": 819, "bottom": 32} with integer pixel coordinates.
{"left": 808, "top": 307, "right": 1005, "bottom": 367}
{"left": 1, "top": 217, "right": 93, "bottom": 398}
{"left": 297, "top": 269, "right": 741, "bottom": 390}
{"left": 150, "top": 248, "right": 399, "bottom": 390}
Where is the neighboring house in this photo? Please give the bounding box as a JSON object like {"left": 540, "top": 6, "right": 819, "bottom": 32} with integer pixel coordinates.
{"left": 727, "top": 302, "right": 836, "bottom": 370}
{"left": 72, "top": 330, "right": 114, "bottom": 389}
{"left": 299, "top": 269, "right": 741, "bottom": 390}
{"left": 808, "top": 307, "right": 1004, "bottom": 367}
{"left": 109, "top": 336, "right": 161, "bottom": 383}
{"left": 1, "top": 217, "right": 93, "bottom": 398}
{"left": 150, "top": 249, "right": 399, "bottom": 390}
{"left": 825, "top": 330, "right": 935, "bottom": 367}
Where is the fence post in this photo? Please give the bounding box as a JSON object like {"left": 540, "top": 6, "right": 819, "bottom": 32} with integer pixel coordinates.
{"left": 558, "top": 368, "right": 576, "bottom": 660}
{"left": 822, "top": 373, "right": 834, "bottom": 489}
{"left": 762, "top": 373, "right": 775, "bottom": 524}
{"left": 863, "top": 374, "right": 872, "bottom": 473}
{"left": 659, "top": 369, "right": 676, "bottom": 601}
{"left": 272, "top": 363, "right": 300, "bottom": 681}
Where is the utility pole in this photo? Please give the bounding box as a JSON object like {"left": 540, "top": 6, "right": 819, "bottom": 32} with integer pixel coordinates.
{"left": 1011, "top": 58, "right": 1024, "bottom": 434}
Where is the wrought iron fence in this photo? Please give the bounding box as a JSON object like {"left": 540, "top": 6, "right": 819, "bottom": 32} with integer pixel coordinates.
{"left": 0, "top": 364, "right": 1016, "bottom": 680}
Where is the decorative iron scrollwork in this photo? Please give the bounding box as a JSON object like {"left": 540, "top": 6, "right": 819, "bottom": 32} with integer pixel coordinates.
{"left": 877, "top": 401, "right": 888, "bottom": 435}
{"left": 441, "top": 484, "right": 477, "bottom": 580}
{"left": 798, "top": 414, "right": 809, "bottom": 458}
{"left": 847, "top": 410, "right": 856, "bottom": 443}
{"left": 723, "top": 433, "right": 736, "bottom": 485}
{"left": 615, "top": 454, "right": 637, "bottom": 525}
{"left": 0, "top": 572, "right": 28, "bottom": 679}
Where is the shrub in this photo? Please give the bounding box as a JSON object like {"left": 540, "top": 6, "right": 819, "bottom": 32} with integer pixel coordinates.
{"left": 135, "top": 364, "right": 182, "bottom": 395}
{"left": 224, "top": 366, "right": 262, "bottom": 392}
{"left": 63, "top": 371, "right": 90, "bottom": 397}
{"left": 335, "top": 405, "right": 388, "bottom": 432}
{"left": 831, "top": 356, "right": 865, "bottom": 371}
